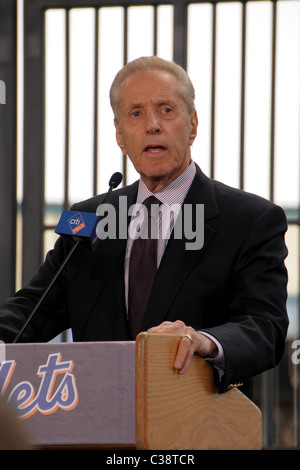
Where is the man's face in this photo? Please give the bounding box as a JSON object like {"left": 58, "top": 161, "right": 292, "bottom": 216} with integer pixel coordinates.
{"left": 114, "top": 70, "right": 198, "bottom": 191}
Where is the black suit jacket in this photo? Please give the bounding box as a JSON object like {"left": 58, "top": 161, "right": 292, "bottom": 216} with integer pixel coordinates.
{"left": 0, "top": 165, "right": 289, "bottom": 397}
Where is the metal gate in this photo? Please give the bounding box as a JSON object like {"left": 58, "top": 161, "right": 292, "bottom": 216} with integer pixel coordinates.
{"left": 1, "top": 0, "right": 300, "bottom": 448}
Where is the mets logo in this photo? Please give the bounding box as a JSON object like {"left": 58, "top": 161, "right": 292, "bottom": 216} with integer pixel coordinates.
{"left": 0, "top": 353, "right": 78, "bottom": 420}
{"left": 68, "top": 212, "right": 85, "bottom": 235}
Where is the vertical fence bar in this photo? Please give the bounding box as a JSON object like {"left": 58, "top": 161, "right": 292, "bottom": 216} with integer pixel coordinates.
{"left": 93, "top": 8, "right": 99, "bottom": 196}
{"left": 239, "top": 1, "right": 247, "bottom": 191}
{"left": 210, "top": 2, "right": 217, "bottom": 179}
{"left": 64, "top": 8, "right": 70, "bottom": 210}
{"left": 22, "top": 1, "right": 45, "bottom": 283}
{"left": 260, "top": 3, "right": 279, "bottom": 446}
{"left": 0, "top": 0, "right": 17, "bottom": 300}
{"left": 269, "top": 0, "right": 277, "bottom": 203}
{"left": 122, "top": 5, "right": 128, "bottom": 186}
{"left": 153, "top": 4, "right": 158, "bottom": 56}
{"left": 61, "top": 7, "right": 70, "bottom": 342}
{"left": 173, "top": 0, "right": 187, "bottom": 68}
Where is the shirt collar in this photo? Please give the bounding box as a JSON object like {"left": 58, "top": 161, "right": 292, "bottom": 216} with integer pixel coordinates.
{"left": 136, "top": 161, "right": 196, "bottom": 207}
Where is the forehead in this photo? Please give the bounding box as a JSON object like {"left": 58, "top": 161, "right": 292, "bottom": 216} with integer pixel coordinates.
{"left": 118, "top": 70, "right": 182, "bottom": 106}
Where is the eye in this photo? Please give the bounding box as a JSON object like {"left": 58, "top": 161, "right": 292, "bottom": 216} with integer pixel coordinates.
{"left": 130, "top": 110, "right": 141, "bottom": 118}
{"left": 161, "top": 107, "right": 173, "bottom": 115}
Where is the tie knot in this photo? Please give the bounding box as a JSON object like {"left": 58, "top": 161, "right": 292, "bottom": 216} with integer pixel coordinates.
{"left": 143, "top": 195, "right": 160, "bottom": 210}
{"left": 138, "top": 196, "right": 160, "bottom": 239}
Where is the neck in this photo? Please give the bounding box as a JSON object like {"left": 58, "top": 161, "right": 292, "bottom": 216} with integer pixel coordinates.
{"left": 141, "top": 156, "right": 192, "bottom": 194}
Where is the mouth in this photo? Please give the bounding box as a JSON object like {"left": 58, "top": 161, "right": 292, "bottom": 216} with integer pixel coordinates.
{"left": 144, "top": 145, "right": 167, "bottom": 154}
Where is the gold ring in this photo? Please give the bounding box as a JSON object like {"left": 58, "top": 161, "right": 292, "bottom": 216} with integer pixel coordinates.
{"left": 183, "top": 334, "right": 193, "bottom": 344}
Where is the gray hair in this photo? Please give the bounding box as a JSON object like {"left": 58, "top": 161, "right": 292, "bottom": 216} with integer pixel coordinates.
{"left": 110, "top": 56, "right": 195, "bottom": 122}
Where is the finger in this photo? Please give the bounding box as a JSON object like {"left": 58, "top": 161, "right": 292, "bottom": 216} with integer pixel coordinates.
{"left": 147, "top": 321, "right": 173, "bottom": 333}
{"left": 174, "top": 336, "right": 194, "bottom": 373}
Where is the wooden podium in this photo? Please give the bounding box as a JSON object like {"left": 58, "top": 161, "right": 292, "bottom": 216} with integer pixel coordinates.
{"left": 0, "top": 333, "right": 262, "bottom": 449}
{"left": 135, "top": 333, "right": 262, "bottom": 450}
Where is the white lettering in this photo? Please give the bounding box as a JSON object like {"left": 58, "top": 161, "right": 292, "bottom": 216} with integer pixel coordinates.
{"left": 291, "top": 340, "right": 300, "bottom": 365}
{"left": 0, "top": 80, "right": 6, "bottom": 104}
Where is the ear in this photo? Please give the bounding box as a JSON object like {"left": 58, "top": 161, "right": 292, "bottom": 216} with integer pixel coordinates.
{"left": 114, "top": 120, "right": 128, "bottom": 156}
{"left": 188, "top": 110, "right": 198, "bottom": 145}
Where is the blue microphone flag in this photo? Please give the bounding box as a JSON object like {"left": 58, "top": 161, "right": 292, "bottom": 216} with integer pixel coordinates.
{"left": 55, "top": 210, "right": 100, "bottom": 252}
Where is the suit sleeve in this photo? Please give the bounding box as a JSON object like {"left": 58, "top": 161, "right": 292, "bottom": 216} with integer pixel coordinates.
{"left": 0, "top": 235, "right": 72, "bottom": 343}
{"left": 202, "top": 203, "right": 289, "bottom": 394}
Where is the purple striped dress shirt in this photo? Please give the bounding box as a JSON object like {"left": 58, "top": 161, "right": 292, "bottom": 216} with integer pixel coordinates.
{"left": 124, "top": 161, "right": 224, "bottom": 372}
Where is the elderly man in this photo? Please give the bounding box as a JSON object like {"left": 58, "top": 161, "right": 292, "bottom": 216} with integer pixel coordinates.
{"left": 0, "top": 57, "right": 288, "bottom": 399}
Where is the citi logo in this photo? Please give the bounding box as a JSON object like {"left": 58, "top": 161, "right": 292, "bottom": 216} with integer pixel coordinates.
{"left": 0, "top": 80, "right": 6, "bottom": 104}
{"left": 70, "top": 217, "right": 82, "bottom": 225}
{"left": 68, "top": 212, "right": 85, "bottom": 234}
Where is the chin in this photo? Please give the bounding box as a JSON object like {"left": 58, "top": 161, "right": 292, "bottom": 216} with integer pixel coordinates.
{"left": 143, "top": 168, "right": 171, "bottom": 180}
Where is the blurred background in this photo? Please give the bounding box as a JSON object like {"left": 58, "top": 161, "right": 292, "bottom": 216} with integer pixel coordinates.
{"left": 0, "top": 0, "right": 299, "bottom": 449}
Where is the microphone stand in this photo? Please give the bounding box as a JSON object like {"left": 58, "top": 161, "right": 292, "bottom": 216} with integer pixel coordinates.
{"left": 12, "top": 172, "right": 122, "bottom": 343}
{"left": 12, "top": 240, "right": 80, "bottom": 343}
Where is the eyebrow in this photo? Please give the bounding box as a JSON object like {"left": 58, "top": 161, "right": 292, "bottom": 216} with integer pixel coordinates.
{"left": 126, "top": 100, "right": 175, "bottom": 111}
{"left": 157, "top": 100, "right": 175, "bottom": 107}
{"left": 128, "top": 103, "right": 143, "bottom": 109}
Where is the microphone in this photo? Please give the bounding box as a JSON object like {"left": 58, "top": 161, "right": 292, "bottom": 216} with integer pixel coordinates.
{"left": 108, "top": 171, "right": 123, "bottom": 190}
{"left": 12, "top": 172, "right": 123, "bottom": 343}
{"left": 55, "top": 172, "right": 123, "bottom": 251}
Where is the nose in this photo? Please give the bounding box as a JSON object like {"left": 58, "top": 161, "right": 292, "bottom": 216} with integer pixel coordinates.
{"left": 145, "top": 110, "right": 161, "bottom": 134}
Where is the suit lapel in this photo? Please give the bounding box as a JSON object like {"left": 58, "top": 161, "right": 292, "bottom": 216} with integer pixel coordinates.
{"left": 142, "top": 166, "right": 220, "bottom": 331}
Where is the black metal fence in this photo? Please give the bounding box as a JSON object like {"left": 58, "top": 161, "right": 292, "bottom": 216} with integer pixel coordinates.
{"left": 0, "top": 0, "right": 300, "bottom": 448}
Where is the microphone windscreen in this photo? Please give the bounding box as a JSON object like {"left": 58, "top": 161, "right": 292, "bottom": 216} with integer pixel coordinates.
{"left": 109, "top": 172, "right": 123, "bottom": 189}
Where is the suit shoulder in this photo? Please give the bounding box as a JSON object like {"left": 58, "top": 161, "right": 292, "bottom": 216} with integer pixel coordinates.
{"left": 194, "top": 165, "right": 284, "bottom": 220}
{"left": 213, "top": 179, "right": 285, "bottom": 217}
{"left": 207, "top": 179, "right": 287, "bottom": 236}
{"left": 70, "top": 180, "right": 139, "bottom": 213}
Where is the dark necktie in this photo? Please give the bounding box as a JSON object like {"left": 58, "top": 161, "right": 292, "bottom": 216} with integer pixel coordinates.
{"left": 128, "top": 196, "right": 160, "bottom": 339}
